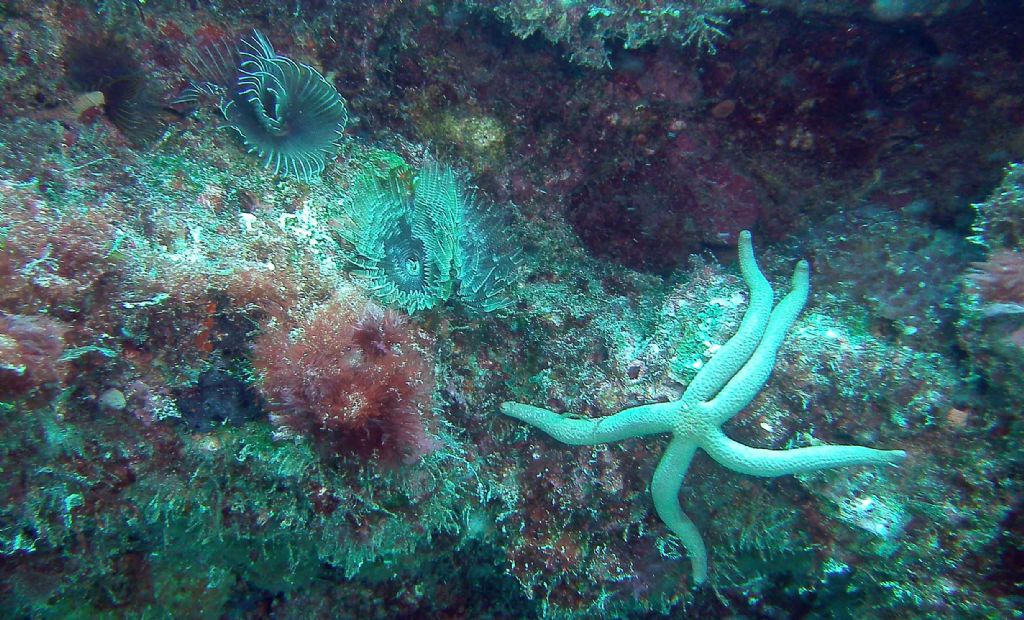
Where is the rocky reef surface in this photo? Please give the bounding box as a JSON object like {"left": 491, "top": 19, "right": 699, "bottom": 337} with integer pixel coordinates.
{"left": 0, "top": 1, "right": 1021, "bottom": 617}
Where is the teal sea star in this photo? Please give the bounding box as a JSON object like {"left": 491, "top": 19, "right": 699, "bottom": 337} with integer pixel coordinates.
{"left": 501, "top": 231, "right": 906, "bottom": 584}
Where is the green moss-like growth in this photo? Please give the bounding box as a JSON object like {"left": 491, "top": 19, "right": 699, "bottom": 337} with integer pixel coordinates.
{"left": 477, "top": 0, "right": 741, "bottom": 67}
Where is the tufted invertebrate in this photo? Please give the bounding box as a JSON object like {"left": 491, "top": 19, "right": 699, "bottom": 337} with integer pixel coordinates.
{"left": 456, "top": 205, "right": 521, "bottom": 312}
{"left": 337, "top": 163, "right": 519, "bottom": 313}
{"left": 254, "top": 301, "right": 436, "bottom": 464}
{"left": 193, "top": 31, "right": 348, "bottom": 180}
{"left": 176, "top": 37, "right": 239, "bottom": 106}
{"left": 65, "top": 35, "right": 167, "bottom": 144}
{"left": 339, "top": 166, "right": 458, "bottom": 313}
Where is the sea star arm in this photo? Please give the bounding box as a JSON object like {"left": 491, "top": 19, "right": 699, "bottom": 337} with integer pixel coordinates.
{"left": 500, "top": 401, "right": 677, "bottom": 445}
{"left": 706, "top": 259, "right": 810, "bottom": 424}
{"left": 700, "top": 428, "right": 907, "bottom": 477}
{"left": 683, "top": 230, "right": 774, "bottom": 404}
{"left": 651, "top": 437, "right": 708, "bottom": 584}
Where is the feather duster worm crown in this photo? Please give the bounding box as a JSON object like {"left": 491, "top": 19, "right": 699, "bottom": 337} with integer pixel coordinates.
{"left": 183, "top": 30, "right": 348, "bottom": 179}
